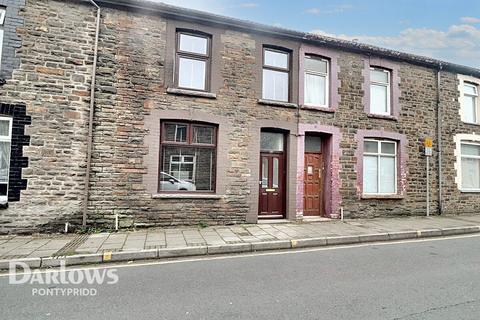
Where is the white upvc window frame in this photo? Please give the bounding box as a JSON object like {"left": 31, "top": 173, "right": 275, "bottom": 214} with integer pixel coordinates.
{"left": 369, "top": 67, "right": 391, "bottom": 116}
{"left": 459, "top": 141, "right": 480, "bottom": 192}
{"left": 0, "top": 116, "right": 12, "bottom": 202}
{"left": 363, "top": 139, "right": 397, "bottom": 195}
{"left": 462, "top": 82, "right": 479, "bottom": 124}
{"left": 304, "top": 55, "right": 329, "bottom": 108}
{"left": 0, "top": 7, "right": 6, "bottom": 70}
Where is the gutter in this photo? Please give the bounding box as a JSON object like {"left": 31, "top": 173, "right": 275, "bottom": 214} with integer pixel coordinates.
{"left": 82, "top": 0, "right": 101, "bottom": 227}
{"left": 437, "top": 64, "right": 443, "bottom": 215}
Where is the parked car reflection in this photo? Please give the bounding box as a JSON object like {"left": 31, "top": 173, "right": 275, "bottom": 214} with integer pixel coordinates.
{"left": 160, "top": 172, "right": 196, "bottom": 191}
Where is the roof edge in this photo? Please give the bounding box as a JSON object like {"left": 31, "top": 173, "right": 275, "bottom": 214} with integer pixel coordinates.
{"left": 91, "top": 0, "right": 480, "bottom": 77}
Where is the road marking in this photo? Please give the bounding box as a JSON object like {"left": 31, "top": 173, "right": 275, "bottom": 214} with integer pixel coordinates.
{"left": 1, "top": 233, "right": 480, "bottom": 277}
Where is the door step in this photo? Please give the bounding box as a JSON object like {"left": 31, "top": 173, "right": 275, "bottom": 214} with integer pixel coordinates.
{"left": 258, "top": 219, "right": 289, "bottom": 224}
{"left": 302, "top": 217, "right": 333, "bottom": 222}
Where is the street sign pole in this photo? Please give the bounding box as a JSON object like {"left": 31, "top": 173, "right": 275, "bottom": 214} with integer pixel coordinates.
{"left": 426, "top": 156, "right": 430, "bottom": 217}
{"left": 424, "top": 138, "right": 433, "bottom": 217}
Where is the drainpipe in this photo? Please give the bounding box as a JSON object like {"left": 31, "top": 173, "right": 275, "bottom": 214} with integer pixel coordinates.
{"left": 296, "top": 46, "right": 302, "bottom": 221}
{"left": 436, "top": 63, "right": 443, "bottom": 215}
{"left": 82, "top": 0, "right": 101, "bottom": 227}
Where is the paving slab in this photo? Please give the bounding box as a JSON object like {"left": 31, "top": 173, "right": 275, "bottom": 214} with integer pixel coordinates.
{"left": 14, "top": 239, "right": 50, "bottom": 249}
{"left": 1, "top": 214, "right": 480, "bottom": 270}
{"left": 74, "top": 247, "right": 99, "bottom": 254}
{"left": 28, "top": 249, "right": 60, "bottom": 258}
{"left": 39, "top": 239, "right": 72, "bottom": 251}
{"left": 452, "top": 216, "right": 480, "bottom": 224}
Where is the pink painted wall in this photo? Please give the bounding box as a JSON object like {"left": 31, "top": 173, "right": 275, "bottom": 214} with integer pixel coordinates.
{"left": 297, "top": 123, "right": 342, "bottom": 218}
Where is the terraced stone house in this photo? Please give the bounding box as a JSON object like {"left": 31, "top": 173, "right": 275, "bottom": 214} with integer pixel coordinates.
{"left": 0, "top": 0, "right": 479, "bottom": 233}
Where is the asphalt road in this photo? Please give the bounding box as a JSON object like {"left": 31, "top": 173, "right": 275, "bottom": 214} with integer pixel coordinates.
{"left": 2, "top": 235, "right": 480, "bottom": 319}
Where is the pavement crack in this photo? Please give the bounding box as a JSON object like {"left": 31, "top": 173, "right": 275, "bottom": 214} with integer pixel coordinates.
{"left": 392, "top": 298, "right": 480, "bottom": 320}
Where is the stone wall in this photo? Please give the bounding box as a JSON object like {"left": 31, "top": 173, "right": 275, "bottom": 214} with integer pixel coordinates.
{"left": 298, "top": 53, "right": 440, "bottom": 218}
{"left": 88, "top": 10, "right": 258, "bottom": 228}
{"left": 88, "top": 5, "right": 443, "bottom": 224}
{"left": 0, "top": 0, "right": 477, "bottom": 233}
{"left": 440, "top": 71, "right": 480, "bottom": 214}
{"left": 0, "top": 0, "right": 96, "bottom": 233}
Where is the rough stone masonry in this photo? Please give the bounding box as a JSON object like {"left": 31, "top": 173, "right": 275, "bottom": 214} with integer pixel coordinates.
{"left": 0, "top": 0, "right": 478, "bottom": 234}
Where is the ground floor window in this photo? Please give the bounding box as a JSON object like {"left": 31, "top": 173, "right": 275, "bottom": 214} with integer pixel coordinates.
{"left": 363, "top": 139, "right": 397, "bottom": 195}
{"left": 0, "top": 116, "right": 12, "bottom": 201}
{"left": 159, "top": 121, "right": 216, "bottom": 192}
{"left": 460, "top": 142, "right": 480, "bottom": 191}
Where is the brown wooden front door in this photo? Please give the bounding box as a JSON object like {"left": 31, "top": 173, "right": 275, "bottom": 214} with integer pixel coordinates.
{"left": 303, "top": 153, "right": 324, "bottom": 216}
{"left": 259, "top": 153, "right": 285, "bottom": 218}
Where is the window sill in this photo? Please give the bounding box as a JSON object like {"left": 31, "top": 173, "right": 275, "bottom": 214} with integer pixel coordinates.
{"left": 301, "top": 104, "right": 335, "bottom": 113}
{"left": 459, "top": 189, "right": 480, "bottom": 193}
{"left": 366, "top": 113, "right": 398, "bottom": 121}
{"left": 361, "top": 194, "right": 404, "bottom": 200}
{"left": 258, "top": 99, "right": 298, "bottom": 109}
{"left": 152, "top": 193, "right": 223, "bottom": 199}
{"left": 461, "top": 121, "right": 480, "bottom": 127}
{"left": 166, "top": 87, "right": 217, "bottom": 99}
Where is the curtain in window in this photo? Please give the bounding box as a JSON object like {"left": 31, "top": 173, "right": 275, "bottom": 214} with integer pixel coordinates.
{"left": 370, "top": 84, "right": 388, "bottom": 114}
{"left": 379, "top": 157, "right": 395, "bottom": 193}
{"left": 0, "top": 141, "right": 10, "bottom": 184}
{"left": 0, "top": 120, "right": 9, "bottom": 136}
{"left": 263, "top": 69, "right": 288, "bottom": 102}
{"left": 178, "top": 58, "right": 206, "bottom": 90}
{"left": 463, "top": 95, "right": 476, "bottom": 123}
{"left": 363, "top": 155, "right": 378, "bottom": 193}
{"left": 305, "top": 73, "right": 326, "bottom": 106}
{"left": 462, "top": 157, "right": 480, "bottom": 189}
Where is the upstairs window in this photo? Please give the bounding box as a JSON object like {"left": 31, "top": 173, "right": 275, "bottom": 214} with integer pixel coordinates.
{"left": 176, "top": 31, "right": 210, "bottom": 91}
{"left": 462, "top": 83, "right": 479, "bottom": 124}
{"left": 0, "top": 116, "right": 12, "bottom": 201}
{"left": 370, "top": 67, "right": 391, "bottom": 115}
{"left": 0, "top": 7, "right": 5, "bottom": 69}
{"left": 363, "top": 139, "right": 397, "bottom": 195}
{"left": 262, "top": 48, "right": 290, "bottom": 102}
{"left": 460, "top": 142, "right": 480, "bottom": 191}
{"left": 160, "top": 121, "right": 216, "bottom": 192}
{"left": 304, "top": 55, "right": 329, "bottom": 107}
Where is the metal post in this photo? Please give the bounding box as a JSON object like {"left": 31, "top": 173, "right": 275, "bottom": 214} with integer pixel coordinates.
{"left": 426, "top": 156, "right": 430, "bottom": 217}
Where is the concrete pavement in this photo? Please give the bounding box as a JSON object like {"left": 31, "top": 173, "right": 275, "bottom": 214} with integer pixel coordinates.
{"left": 1, "top": 214, "right": 480, "bottom": 269}
{"left": 2, "top": 234, "right": 480, "bottom": 319}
